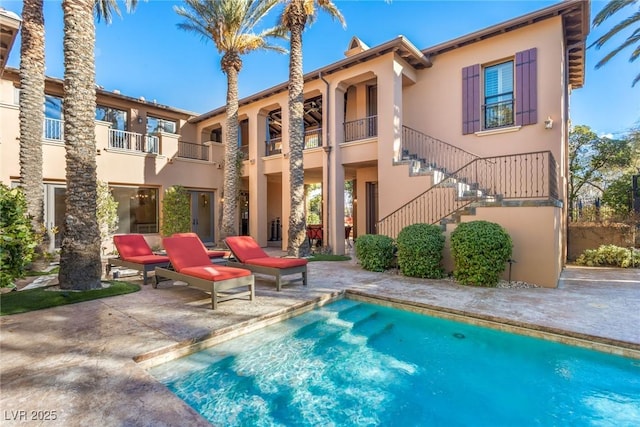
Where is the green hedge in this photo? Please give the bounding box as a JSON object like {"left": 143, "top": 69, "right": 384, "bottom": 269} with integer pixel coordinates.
{"left": 396, "top": 223, "right": 444, "bottom": 278}
{"left": 0, "top": 185, "right": 37, "bottom": 288}
{"left": 161, "top": 185, "right": 191, "bottom": 237}
{"left": 450, "top": 220, "right": 512, "bottom": 287}
{"left": 576, "top": 244, "right": 639, "bottom": 268}
{"left": 355, "top": 234, "right": 395, "bottom": 272}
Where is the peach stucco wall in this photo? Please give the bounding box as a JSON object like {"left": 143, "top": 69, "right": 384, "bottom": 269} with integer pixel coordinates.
{"left": 443, "top": 206, "right": 562, "bottom": 288}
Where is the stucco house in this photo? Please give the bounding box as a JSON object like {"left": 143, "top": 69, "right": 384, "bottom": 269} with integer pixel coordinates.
{"left": 0, "top": 1, "right": 590, "bottom": 287}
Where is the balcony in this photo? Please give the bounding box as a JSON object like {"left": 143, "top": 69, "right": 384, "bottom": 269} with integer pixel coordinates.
{"left": 344, "top": 116, "right": 377, "bottom": 143}
{"left": 43, "top": 118, "right": 64, "bottom": 142}
{"left": 108, "top": 129, "right": 158, "bottom": 154}
{"left": 177, "top": 141, "right": 209, "bottom": 161}
{"left": 265, "top": 129, "right": 323, "bottom": 157}
{"left": 266, "top": 136, "right": 282, "bottom": 156}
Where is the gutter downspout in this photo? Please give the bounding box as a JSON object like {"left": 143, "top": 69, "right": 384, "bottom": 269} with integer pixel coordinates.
{"left": 320, "top": 71, "right": 332, "bottom": 250}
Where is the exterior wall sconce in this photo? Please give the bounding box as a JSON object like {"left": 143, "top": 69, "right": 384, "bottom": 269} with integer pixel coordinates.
{"left": 544, "top": 116, "right": 553, "bottom": 129}
{"left": 249, "top": 158, "right": 256, "bottom": 164}
{"left": 137, "top": 116, "right": 143, "bottom": 124}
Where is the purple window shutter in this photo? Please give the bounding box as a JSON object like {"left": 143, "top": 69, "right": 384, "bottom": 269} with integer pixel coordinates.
{"left": 515, "top": 48, "right": 538, "bottom": 126}
{"left": 462, "top": 64, "right": 480, "bottom": 134}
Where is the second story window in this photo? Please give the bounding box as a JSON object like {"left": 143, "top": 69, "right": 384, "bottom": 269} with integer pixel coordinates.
{"left": 96, "top": 105, "right": 127, "bottom": 131}
{"left": 462, "top": 48, "right": 537, "bottom": 135}
{"left": 147, "top": 116, "right": 177, "bottom": 134}
{"left": 483, "top": 61, "right": 514, "bottom": 129}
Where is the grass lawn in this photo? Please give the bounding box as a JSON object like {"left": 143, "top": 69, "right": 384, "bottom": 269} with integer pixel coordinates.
{"left": 0, "top": 281, "right": 140, "bottom": 316}
{"left": 308, "top": 254, "right": 351, "bottom": 262}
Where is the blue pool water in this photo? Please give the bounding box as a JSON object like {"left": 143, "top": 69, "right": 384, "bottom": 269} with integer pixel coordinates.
{"left": 148, "top": 298, "right": 640, "bottom": 426}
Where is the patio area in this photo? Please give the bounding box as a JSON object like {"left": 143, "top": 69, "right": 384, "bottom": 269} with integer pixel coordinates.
{"left": 1, "top": 252, "right": 639, "bottom": 426}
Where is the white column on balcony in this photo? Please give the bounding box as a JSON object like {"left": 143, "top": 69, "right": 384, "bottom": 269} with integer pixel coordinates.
{"left": 324, "top": 83, "right": 346, "bottom": 254}
{"left": 248, "top": 110, "right": 268, "bottom": 246}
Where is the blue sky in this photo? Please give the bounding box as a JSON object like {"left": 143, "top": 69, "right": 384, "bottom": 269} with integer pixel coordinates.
{"left": 3, "top": 0, "right": 638, "bottom": 137}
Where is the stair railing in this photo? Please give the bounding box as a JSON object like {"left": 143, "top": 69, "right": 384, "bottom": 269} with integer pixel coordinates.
{"left": 377, "top": 151, "right": 559, "bottom": 238}
{"left": 401, "top": 126, "right": 479, "bottom": 176}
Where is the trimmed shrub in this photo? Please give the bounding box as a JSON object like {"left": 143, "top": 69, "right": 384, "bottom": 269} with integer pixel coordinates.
{"left": 397, "top": 223, "right": 445, "bottom": 278}
{"left": 355, "top": 234, "right": 395, "bottom": 272}
{"left": 450, "top": 220, "right": 513, "bottom": 287}
{"left": 576, "top": 244, "right": 639, "bottom": 268}
{"left": 161, "top": 185, "right": 191, "bottom": 237}
{"left": 0, "top": 184, "right": 38, "bottom": 287}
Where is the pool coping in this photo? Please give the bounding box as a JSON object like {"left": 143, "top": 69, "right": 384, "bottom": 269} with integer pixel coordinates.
{"left": 136, "top": 289, "right": 640, "bottom": 370}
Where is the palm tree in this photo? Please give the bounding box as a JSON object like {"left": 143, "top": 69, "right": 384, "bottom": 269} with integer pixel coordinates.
{"left": 175, "top": 0, "right": 286, "bottom": 244}
{"left": 19, "top": 0, "right": 48, "bottom": 270}
{"left": 591, "top": 0, "right": 640, "bottom": 86}
{"left": 280, "top": 0, "right": 344, "bottom": 257}
{"left": 58, "top": 0, "right": 138, "bottom": 290}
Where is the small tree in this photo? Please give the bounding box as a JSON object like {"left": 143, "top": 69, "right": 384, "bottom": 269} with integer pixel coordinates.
{"left": 97, "top": 180, "right": 118, "bottom": 253}
{"left": 450, "top": 221, "right": 512, "bottom": 287}
{"left": 161, "top": 185, "right": 191, "bottom": 236}
{"left": 0, "top": 184, "right": 38, "bottom": 287}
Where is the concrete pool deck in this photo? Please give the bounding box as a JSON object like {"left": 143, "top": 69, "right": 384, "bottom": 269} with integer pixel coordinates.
{"left": 1, "top": 255, "right": 639, "bottom": 426}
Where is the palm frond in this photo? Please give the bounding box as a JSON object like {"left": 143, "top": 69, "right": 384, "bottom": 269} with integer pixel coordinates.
{"left": 590, "top": 10, "right": 640, "bottom": 49}
{"left": 595, "top": 31, "right": 640, "bottom": 67}
{"left": 317, "top": 0, "right": 346, "bottom": 28}
{"left": 592, "top": 0, "right": 636, "bottom": 27}
{"left": 94, "top": 0, "right": 140, "bottom": 24}
{"left": 176, "top": 0, "right": 285, "bottom": 59}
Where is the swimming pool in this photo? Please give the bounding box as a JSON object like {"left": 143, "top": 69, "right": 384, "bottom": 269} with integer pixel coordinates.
{"left": 148, "top": 298, "right": 640, "bottom": 426}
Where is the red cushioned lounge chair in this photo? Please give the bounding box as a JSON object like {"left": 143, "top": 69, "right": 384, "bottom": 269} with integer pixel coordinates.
{"left": 155, "top": 236, "right": 254, "bottom": 310}
{"left": 109, "top": 234, "right": 170, "bottom": 285}
{"left": 224, "top": 235, "right": 307, "bottom": 291}
{"left": 171, "top": 232, "right": 228, "bottom": 262}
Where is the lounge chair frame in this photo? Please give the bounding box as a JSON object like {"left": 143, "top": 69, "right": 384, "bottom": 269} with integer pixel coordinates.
{"left": 154, "top": 267, "right": 254, "bottom": 310}
{"left": 226, "top": 260, "right": 307, "bottom": 292}
{"left": 107, "top": 258, "right": 169, "bottom": 286}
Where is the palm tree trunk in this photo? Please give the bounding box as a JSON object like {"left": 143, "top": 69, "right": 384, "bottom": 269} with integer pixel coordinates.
{"left": 19, "top": 0, "right": 49, "bottom": 270}
{"left": 287, "top": 16, "right": 310, "bottom": 258}
{"left": 220, "top": 54, "right": 240, "bottom": 244}
{"left": 59, "top": 0, "right": 102, "bottom": 290}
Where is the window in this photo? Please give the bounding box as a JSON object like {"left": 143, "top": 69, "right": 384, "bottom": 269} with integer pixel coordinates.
{"left": 147, "top": 116, "right": 177, "bottom": 134}
{"left": 111, "top": 187, "right": 158, "bottom": 234}
{"left": 44, "top": 95, "right": 64, "bottom": 140}
{"left": 96, "top": 105, "right": 128, "bottom": 131}
{"left": 483, "top": 61, "right": 514, "bottom": 129}
{"left": 462, "top": 48, "right": 537, "bottom": 134}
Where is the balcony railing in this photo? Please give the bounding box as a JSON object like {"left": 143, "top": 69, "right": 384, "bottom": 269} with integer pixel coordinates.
{"left": 108, "top": 129, "right": 158, "bottom": 154}
{"left": 266, "top": 136, "right": 282, "bottom": 156}
{"left": 304, "top": 128, "right": 322, "bottom": 149}
{"left": 483, "top": 99, "right": 514, "bottom": 129}
{"left": 265, "top": 129, "right": 323, "bottom": 156}
{"left": 344, "top": 115, "right": 377, "bottom": 143}
{"left": 43, "top": 118, "right": 64, "bottom": 141}
{"left": 177, "top": 141, "right": 209, "bottom": 161}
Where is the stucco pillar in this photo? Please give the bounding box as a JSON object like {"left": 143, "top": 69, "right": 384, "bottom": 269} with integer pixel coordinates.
{"left": 325, "top": 84, "right": 346, "bottom": 254}
{"left": 280, "top": 104, "right": 291, "bottom": 250}
{"left": 376, "top": 60, "right": 404, "bottom": 220}
{"left": 248, "top": 110, "right": 268, "bottom": 246}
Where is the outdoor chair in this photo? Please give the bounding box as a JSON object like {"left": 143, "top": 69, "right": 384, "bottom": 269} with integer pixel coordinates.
{"left": 171, "top": 232, "right": 228, "bottom": 263}
{"left": 224, "top": 236, "right": 308, "bottom": 291}
{"left": 109, "top": 234, "right": 170, "bottom": 285}
{"left": 155, "top": 236, "right": 254, "bottom": 310}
